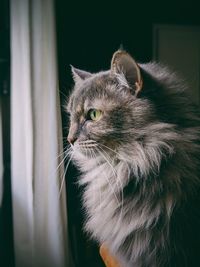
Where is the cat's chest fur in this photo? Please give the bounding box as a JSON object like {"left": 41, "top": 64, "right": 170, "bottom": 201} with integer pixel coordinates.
{"left": 80, "top": 158, "right": 158, "bottom": 267}
{"left": 81, "top": 159, "right": 128, "bottom": 239}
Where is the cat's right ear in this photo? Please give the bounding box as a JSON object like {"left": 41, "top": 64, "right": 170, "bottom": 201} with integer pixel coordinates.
{"left": 111, "top": 50, "right": 143, "bottom": 96}
{"left": 70, "top": 65, "right": 92, "bottom": 84}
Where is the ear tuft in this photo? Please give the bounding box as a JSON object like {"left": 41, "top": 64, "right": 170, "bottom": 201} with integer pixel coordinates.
{"left": 70, "top": 65, "right": 92, "bottom": 84}
{"left": 111, "top": 50, "right": 143, "bottom": 96}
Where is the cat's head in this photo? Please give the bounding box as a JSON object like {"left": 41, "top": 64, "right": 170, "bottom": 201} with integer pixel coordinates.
{"left": 67, "top": 51, "right": 155, "bottom": 160}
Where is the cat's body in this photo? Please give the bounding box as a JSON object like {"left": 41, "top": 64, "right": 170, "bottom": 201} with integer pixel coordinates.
{"left": 67, "top": 51, "right": 200, "bottom": 267}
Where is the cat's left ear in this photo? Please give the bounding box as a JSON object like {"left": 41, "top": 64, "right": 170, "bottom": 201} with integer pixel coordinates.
{"left": 71, "top": 65, "right": 92, "bottom": 84}
{"left": 111, "top": 50, "right": 143, "bottom": 96}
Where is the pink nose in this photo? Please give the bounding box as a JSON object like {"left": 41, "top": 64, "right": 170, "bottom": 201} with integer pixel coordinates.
{"left": 67, "top": 136, "right": 77, "bottom": 145}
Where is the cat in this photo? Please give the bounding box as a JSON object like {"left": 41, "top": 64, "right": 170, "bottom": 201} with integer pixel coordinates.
{"left": 66, "top": 50, "right": 200, "bottom": 267}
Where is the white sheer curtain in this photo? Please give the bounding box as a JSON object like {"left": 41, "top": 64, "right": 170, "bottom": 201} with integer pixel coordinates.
{"left": 11, "top": 1, "right": 74, "bottom": 267}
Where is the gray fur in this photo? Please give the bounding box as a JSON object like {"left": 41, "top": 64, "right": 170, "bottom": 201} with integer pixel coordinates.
{"left": 67, "top": 51, "right": 200, "bottom": 267}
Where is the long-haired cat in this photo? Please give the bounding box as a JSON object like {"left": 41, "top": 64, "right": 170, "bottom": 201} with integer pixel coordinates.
{"left": 66, "top": 50, "right": 200, "bottom": 267}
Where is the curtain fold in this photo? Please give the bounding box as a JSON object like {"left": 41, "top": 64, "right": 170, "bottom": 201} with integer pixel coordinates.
{"left": 11, "top": 0, "right": 74, "bottom": 266}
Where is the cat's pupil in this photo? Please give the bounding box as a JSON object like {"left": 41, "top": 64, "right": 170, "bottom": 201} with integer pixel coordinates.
{"left": 88, "top": 109, "right": 102, "bottom": 121}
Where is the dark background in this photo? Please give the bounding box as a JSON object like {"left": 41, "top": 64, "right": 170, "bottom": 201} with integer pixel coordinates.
{"left": 1, "top": 0, "right": 200, "bottom": 266}
{"left": 55, "top": 0, "right": 200, "bottom": 91}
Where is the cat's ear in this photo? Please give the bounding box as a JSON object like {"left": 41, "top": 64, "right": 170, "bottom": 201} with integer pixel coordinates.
{"left": 111, "top": 50, "right": 143, "bottom": 96}
{"left": 71, "top": 65, "right": 92, "bottom": 84}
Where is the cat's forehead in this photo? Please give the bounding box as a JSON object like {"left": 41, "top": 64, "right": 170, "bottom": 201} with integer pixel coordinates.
{"left": 68, "top": 72, "right": 117, "bottom": 113}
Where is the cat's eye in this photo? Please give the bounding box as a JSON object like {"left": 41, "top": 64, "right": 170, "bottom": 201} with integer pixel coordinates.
{"left": 87, "top": 109, "right": 102, "bottom": 121}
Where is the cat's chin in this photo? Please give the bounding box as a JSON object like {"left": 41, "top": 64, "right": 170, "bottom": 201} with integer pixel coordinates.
{"left": 72, "top": 142, "right": 98, "bottom": 162}
{"left": 72, "top": 148, "right": 101, "bottom": 172}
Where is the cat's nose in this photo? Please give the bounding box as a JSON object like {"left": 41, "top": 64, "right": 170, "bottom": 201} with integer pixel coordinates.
{"left": 68, "top": 123, "right": 78, "bottom": 145}
{"left": 67, "top": 136, "right": 77, "bottom": 145}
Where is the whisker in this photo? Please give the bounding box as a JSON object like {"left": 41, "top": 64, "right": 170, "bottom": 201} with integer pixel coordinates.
{"left": 59, "top": 89, "right": 68, "bottom": 99}
{"left": 98, "top": 142, "right": 131, "bottom": 172}
{"left": 59, "top": 151, "right": 74, "bottom": 197}
{"left": 55, "top": 150, "right": 71, "bottom": 178}
{"left": 90, "top": 148, "right": 103, "bottom": 208}
{"left": 97, "top": 146, "right": 124, "bottom": 226}
{"left": 98, "top": 143, "right": 121, "bottom": 158}
{"left": 95, "top": 147, "right": 121, "bottom": 206}
{"left": 49, "top": 146, "right": 72, "bottom": 183}
{"left": 54, "top": 149, "right": 66, "bottom": 161}
{"left": 88, "top": 148, "right": 97, "bottom": 204}
{"left": 97, "top": 146, "right": 118, "bottom": 183}
{"left": 79, "top": 140, "right": 97, "bottom": 144}
{"left": 98, "top": 146, "right": 123, "bottom": 192}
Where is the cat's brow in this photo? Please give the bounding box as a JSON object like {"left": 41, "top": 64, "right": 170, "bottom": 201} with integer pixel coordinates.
{"left": 75, "top": 104, "right": 82, "bottom": 114}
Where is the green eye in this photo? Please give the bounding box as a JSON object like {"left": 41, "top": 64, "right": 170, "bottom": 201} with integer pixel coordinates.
{"left": 88, "top": 109, "right": 102, "bottom": 121}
